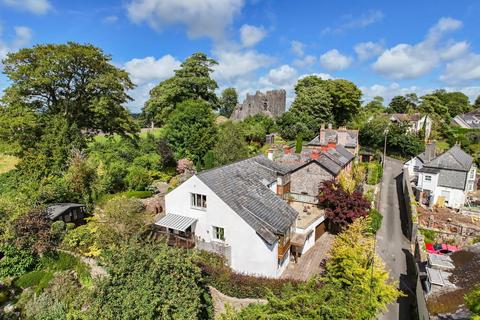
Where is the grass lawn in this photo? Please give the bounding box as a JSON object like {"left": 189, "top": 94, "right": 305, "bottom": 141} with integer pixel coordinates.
{"left": 0, "top": 154, "right": 19, "bottom": 174}
{"left": 92, "top": 127, "right": 165, "bottom": 144}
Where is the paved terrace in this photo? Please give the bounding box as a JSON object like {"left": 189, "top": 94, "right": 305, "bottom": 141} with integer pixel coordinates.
{"left": 281, "top": 232, "right": 335, "bottom": 281}
{"left": 288, "top": 201, "right": 325, "bottom": 229}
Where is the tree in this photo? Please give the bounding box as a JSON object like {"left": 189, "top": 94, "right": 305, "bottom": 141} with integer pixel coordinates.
{"left": 386, "top": 123, "right": 425, "bottom": 157}
{"left": 318, "top": 180, "right": 371, "bottom": 230}
{"left": 0, "top": 42, "right": 138, "bottom": 155}
{"left": 240, "top": 114, "right": 276, "bottom": 143}
{"left": 276, "top": 111, "right": 318, "bottom": 141}
{"left": 465, "top": 285, "right": 480, "bottom": 319}
{"left": 419, "top": 94, "right": 450, "bottom": 120}
{"left": 13, "top": 207, "right": 54, "bottom": 256}
{"left": 219, "top": 88, "right": 238, "bottom": 118}
{"left": 64, "top": 149, "right": 97, "bottom": 204}
{"left": 322, "top": 79, "right": 362, "bottom": 125}
{"left": 290, "top": 76, "right": 333, "bottom": 124}
{"left": 474, "top": 95, "right": 480, "bottom": 110}
{"left": 431, "top": 89, "right": 471, "bottom": 117}
{"left": 295, "top": 134, "right": 303, "bottom": 153}
{"left": 143, "top": 53, "right": 219, "bottom": 126}
{"left": 212, "top": 122, "right": 249, "bottom": 167}
{"left": 364, "top": 96, "right": 385, "bottom": 114}
{"left": 156, "top": 137, "right": 176, "bottom": 169}
{"left": 165, "top": 99, "right": 217, "bottom": 163}
{"left": 388, "top": 94, "right": 417, "bottom": 114}
{"left": 86, "top": 241, "right": 212, "bottom": 320}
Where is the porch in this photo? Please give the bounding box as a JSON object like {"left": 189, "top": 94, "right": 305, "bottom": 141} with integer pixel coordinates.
{"left": 155, "top": 213, "right": 197, "bottom": 249}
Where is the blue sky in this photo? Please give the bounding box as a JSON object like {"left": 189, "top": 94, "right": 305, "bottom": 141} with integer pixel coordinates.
{"left": 1, "top": 0, "right": 480, "bottom": 112}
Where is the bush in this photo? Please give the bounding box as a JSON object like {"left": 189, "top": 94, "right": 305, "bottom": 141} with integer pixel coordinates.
{"left": 193, "top": 251, "right": 299, "bottom": 299}
{"left": 50, "top": 221, "right": 67, "bottom": 242}
{"left": 0, "top": 244, "right": 38, "bottom": 279}
{"left": 366, "top": 162, "right": 383, "bottom": 185}
{"left": 420, "top": 228, "right": 437, "bottom": 244}
{"left": 62, "top": 224, "right": 99, "bottom": 257}
{"left": 125, "top": 166, "right": 153, "bottom": 191}
{"left": 465, "top": 285, "right": 480, "bottom": 317}
{"left": 15, "top": 270, "right": 54, "bottom": 293}
{"left": 369, "top": 209, "right": 383, "bottom": 234}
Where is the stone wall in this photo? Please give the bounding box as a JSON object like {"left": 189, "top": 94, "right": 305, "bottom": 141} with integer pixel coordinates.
{"left": 230, "top": 89, "right": 286, "bottom": 120}
{"left": 290, "top": 162, "right": 333, "bottom": 197}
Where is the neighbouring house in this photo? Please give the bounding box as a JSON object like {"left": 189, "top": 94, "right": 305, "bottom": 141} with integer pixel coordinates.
{"left": 306, "top": 124, "right": 359, "bottom": 156}
{"left": 45, "top": 203, "right": 87, "bottom": 224}
{"left": 452, "top": 108, "right": 480, "bottom": 129}
{"left": 386, "top": 113, "right": 432, "bottom": 140}
{"left": 405, "top": 143, "right": 477, "bottom": 209}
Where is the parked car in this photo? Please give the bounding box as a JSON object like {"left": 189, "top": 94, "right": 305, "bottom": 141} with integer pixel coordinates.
{"left": 425, "top": 243, "right": 459, "bottom": 255}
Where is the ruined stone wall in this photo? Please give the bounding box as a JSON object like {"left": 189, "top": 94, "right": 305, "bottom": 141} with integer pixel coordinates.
{"left": 230, "top": 89, "right": 286, "bottom": 120}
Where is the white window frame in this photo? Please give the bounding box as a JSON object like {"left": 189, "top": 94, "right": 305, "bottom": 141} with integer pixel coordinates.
{"left": 212, "top": 226, "right": 225, "bottom": 241}
{"left": 191, "top": 193, "right": 207, "bottom": 210}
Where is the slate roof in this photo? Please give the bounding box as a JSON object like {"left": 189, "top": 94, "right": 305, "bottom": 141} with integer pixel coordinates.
{"left": 316, "top": 154, "right": 342, "bottom": 175}
{"left": 307, "top": 129, "right": 359, "bottom": 148}
{"left": 452, "top": 108, "right": 480, "bottom": 129}
{"left": 335, "top": 145, "right": 355, "bottom": 162}
{"left": 421, "top": 145, "right": 473, "bottom": 190}
{"left": 196, "top": 156, "right": 298, "bottom": 245}
{"left": 46, "top": 203, "right": 85, "bottom": 220}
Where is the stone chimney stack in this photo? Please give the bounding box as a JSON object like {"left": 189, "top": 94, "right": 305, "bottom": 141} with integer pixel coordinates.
{"left": 328, "top": 123, "right": 333, "bottom": 129}
{"left": 283, "top": 145, "right": 292, "bottom": 155}
{"left": 311, "top": 149, "right": 320, "bottom": 160}
{"left": 337, "top": 126, "right": 347, "bottom": 146}
{"left": 425, "top": 141, "right": 437, "bottom": 162}
{"left": 320, "top": 124, "right": 326, "bottom": 145}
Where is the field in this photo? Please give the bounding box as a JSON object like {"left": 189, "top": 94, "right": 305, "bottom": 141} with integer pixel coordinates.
{"left": 0, "top": 154, "right": 19, "bottom": 174}
{"left": 92, "top": 127, "right": 165, "bottom": 144}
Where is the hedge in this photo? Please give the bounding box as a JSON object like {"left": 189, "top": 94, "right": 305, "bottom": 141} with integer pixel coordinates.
{"left": 193, "top": 251, "right": 300, "bottom": 299}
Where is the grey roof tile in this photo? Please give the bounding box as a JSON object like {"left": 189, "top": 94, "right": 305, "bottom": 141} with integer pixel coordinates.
{"left": 425, "top": 145, "right": 473, "bottom": 171}
{"left": 197, "top": 156, "right": 298, "bottom": 245}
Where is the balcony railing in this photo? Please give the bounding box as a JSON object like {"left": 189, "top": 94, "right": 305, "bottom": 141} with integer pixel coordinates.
{"left": 156, "top": 229, "right": 195, "bottom": 249}
{"left": 284, "top": 192, "right": 318, "bottom": 204}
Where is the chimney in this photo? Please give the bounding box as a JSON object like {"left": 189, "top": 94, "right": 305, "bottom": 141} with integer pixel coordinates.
{"left": 283, "top": 145, "right": 292, "bottom": 155}
{"left": 425, "top": 141, "right": 436, "bottom": 162}
{"left": 311, "top": 150, "right": 320, "bottom": 160}
{"left": 320, "top": 124, "right": 326, "bottom": 145}
{"left": 328, "top": 123, "right": 332, "bottom": 129}
{"left": 267, "top": 149, "right": 274, "bottom": 161}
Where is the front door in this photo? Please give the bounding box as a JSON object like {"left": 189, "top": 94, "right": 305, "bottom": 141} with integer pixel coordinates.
{"left": 315, "top": 221, "right": 326, "bottom": 241}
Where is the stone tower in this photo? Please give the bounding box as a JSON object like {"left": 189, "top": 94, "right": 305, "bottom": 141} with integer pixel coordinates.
{"left": 230, "top": 89, "right": 286, "bottom": 120}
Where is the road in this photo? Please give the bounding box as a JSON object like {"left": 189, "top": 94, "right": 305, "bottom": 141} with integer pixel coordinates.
{"left": 376, "top": 158, "right": 414, "bottom": 320}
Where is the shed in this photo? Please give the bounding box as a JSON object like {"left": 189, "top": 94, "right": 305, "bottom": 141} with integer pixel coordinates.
{"left": 46, "top": 203, "right": 87, "bottom": 224}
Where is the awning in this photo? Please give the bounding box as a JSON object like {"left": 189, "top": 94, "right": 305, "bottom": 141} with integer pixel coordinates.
{"left": 291, "top": 232, "right": 307, "bottom": 246}
{"left": 155, "top": 214, "right": 197, "bottom": 232}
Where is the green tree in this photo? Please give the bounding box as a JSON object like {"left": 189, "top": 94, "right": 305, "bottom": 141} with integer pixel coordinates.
{"left": 165, "top": 99, "right": 217, "bottom": 163}
{"left": 290, "top": 76, "right": 333, "bottom": 124}
{"left": 295, "top": 134, "right": 303, "bottom": 153}
{"left": 364, "top": 96, "right": 385, "bottom": 114}
{"left": 276, "top": 111, "right": 318, "bottom": 141}
{"left": 212, "top": 122, "right": 249, "bottom": 166}
{"left": 87, "top": 241, "right": 212, "bottom": 320}
{"left": 474, "top": 95, "right": 480, "bottom": 110}
{"left": 240, "top": 114, "right": 276, "bottom": 143}
{"left": 431, "top": 89, "right": 471, "bottom": 117}
{"left": 0, "top": 42, "right": 137, "bottom": 155}
{"left": 465, "top": 285, "right": 480, "bottom": 319}
{"left": 323, "top": 79, "right": 362, "bottom": 125}
{"left": 219, "top": 88, "right": 238, "bottom": 118}
{"left": 388, "top": 94, "right": 418, "bottom": 114}
{"left": 143, "top": 53, "right": 218, "bottom": 126}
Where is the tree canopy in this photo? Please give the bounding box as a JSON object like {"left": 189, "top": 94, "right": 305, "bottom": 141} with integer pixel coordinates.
{"left": 142, "top": 52, "right": 218, "bottom": 126}
{"left": 387, "top": 94, "right": 418, "bottom": 114}
{"left": 219, "top": 88, "right": 238, "bottom": 118}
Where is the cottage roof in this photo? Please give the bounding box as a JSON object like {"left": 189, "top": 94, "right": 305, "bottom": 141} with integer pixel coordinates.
{"left": 307, "top": 129, "right": 359, "bottom": 148}
{"left": 424, "top": 145, "right": 473, "bottom": 171}
{"left": 46, "top": 203, "right": 85, "bottom": 220}
{"left": 196, "top": 156, "right": 298, "bottom": 245}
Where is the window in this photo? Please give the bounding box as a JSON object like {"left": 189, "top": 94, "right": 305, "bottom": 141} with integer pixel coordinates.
{"left": 212, "top": 226, "right": 225, "bottom": 241}
{"left": 191, "top": 193, "right": 207, "bottom": 209}
{"left": 425, "top": 175, "right": 432, "bottom": 182}
{"left": 469, "top": 170, "right": 475, "bottom": 179}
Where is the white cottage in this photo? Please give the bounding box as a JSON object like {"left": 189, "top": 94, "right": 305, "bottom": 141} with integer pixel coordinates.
{"left": 405, "top": 144, "right": 476, "bottom": 209}
{"left": 160, "top": 156, "right": 299, "bottom": 278}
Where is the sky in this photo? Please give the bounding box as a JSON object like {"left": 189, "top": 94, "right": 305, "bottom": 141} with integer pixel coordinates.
{"left": 1, "top": 0, "right": 480, "bottom": 112}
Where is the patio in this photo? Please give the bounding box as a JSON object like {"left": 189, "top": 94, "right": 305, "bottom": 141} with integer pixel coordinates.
{"left": 281, "top": 232, "right": 335, "bottom": 281}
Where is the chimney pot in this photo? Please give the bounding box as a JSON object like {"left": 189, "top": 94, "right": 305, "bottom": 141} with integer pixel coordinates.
{"left": 328, "top": 123, "right": 332, "bottom": 129}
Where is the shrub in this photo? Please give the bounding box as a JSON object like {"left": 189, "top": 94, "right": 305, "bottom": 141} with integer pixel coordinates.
{"left": 369, "top": 209, "right": 383, "bottom": 234}
{"left": 420, "top": 228, "right": 437, "bottom": 244}
{"left": 125, "top": 166, "right": 153, "bottom": 191}
{"left": 13, "top": 207, "right": 55, "bottom": 256}
{"left": 0, "top": 244, "right": 38, "bottom": 279}
{"left": 50, "top": 221, "right": 67, "bottom": 242}
{"left": 193, "top": 251, "right": 299, "bottom": 299}
{"left": 366, "top": 162, "right": 383, "bottom": 185}
{"left": 465, "top": 285, "right": 480, "bottom": 318}
{"left": 62, "top": 224, "right": 99, "bottom": 257}
{"left": 15, "top": 270, "right": 54, "bottom": 293}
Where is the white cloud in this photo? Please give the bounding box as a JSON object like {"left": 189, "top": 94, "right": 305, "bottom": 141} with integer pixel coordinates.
{"left": 239, "top": 24, "right": 266, "bottom": 47}
{"left": 0, "top": 26, "right": 33, "bottom": 62}
{"left": 319, "top": 49, "right": 352, "bottom": 71}
{"left": 299, "top": 72, "right": 334, "bottom": 80}
{"left": 354, "top": 41, "right": 384, "bottom": 61}
{"left": 360, "top": 83, "right": 424, "bottom": 104}
{"left": 373, "top": 17, "right": 465, "bottom": 80}
{"left": 126, "top": 0, "right": 244, "bottom": 40}
{"left": 1, "top": 0, "right": 51, "bottom": 14}
{"left": 293, "top": 55, "right": 316, "bottom": 68}
{"left": 213, "top": 49, "right": 273, "bottom": 81}
{"left": 124, "top": 55, "right": 181, "bottom": 85}
{"left": 290, "top": 40, "right": 305, "bottom": 57}
{"left": 259, "top": 64, "right": 297, "bottom": 87}
{"left": 441, "top": 53, "right": 480, "bottom": 83}
{"left": 322, "top": 10, "right": 384, "bottom": 35}
{"left": 103, "top": 15, "right": 119, "bottom": 24}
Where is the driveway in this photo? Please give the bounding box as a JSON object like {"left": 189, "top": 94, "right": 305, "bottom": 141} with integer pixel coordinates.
{"left": 281, "top": 232, "right": 335, "bottom": 281}
{"left": 377, "top": 158, "right": 415, "bottom": 320}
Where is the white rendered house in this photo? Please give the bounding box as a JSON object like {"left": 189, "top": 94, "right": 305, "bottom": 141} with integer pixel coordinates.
{"left": 406, "top": 145, "right": 476, "bottom": 209}
{"left": 160, "top": 156, "right": 299, "bottom": 278}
